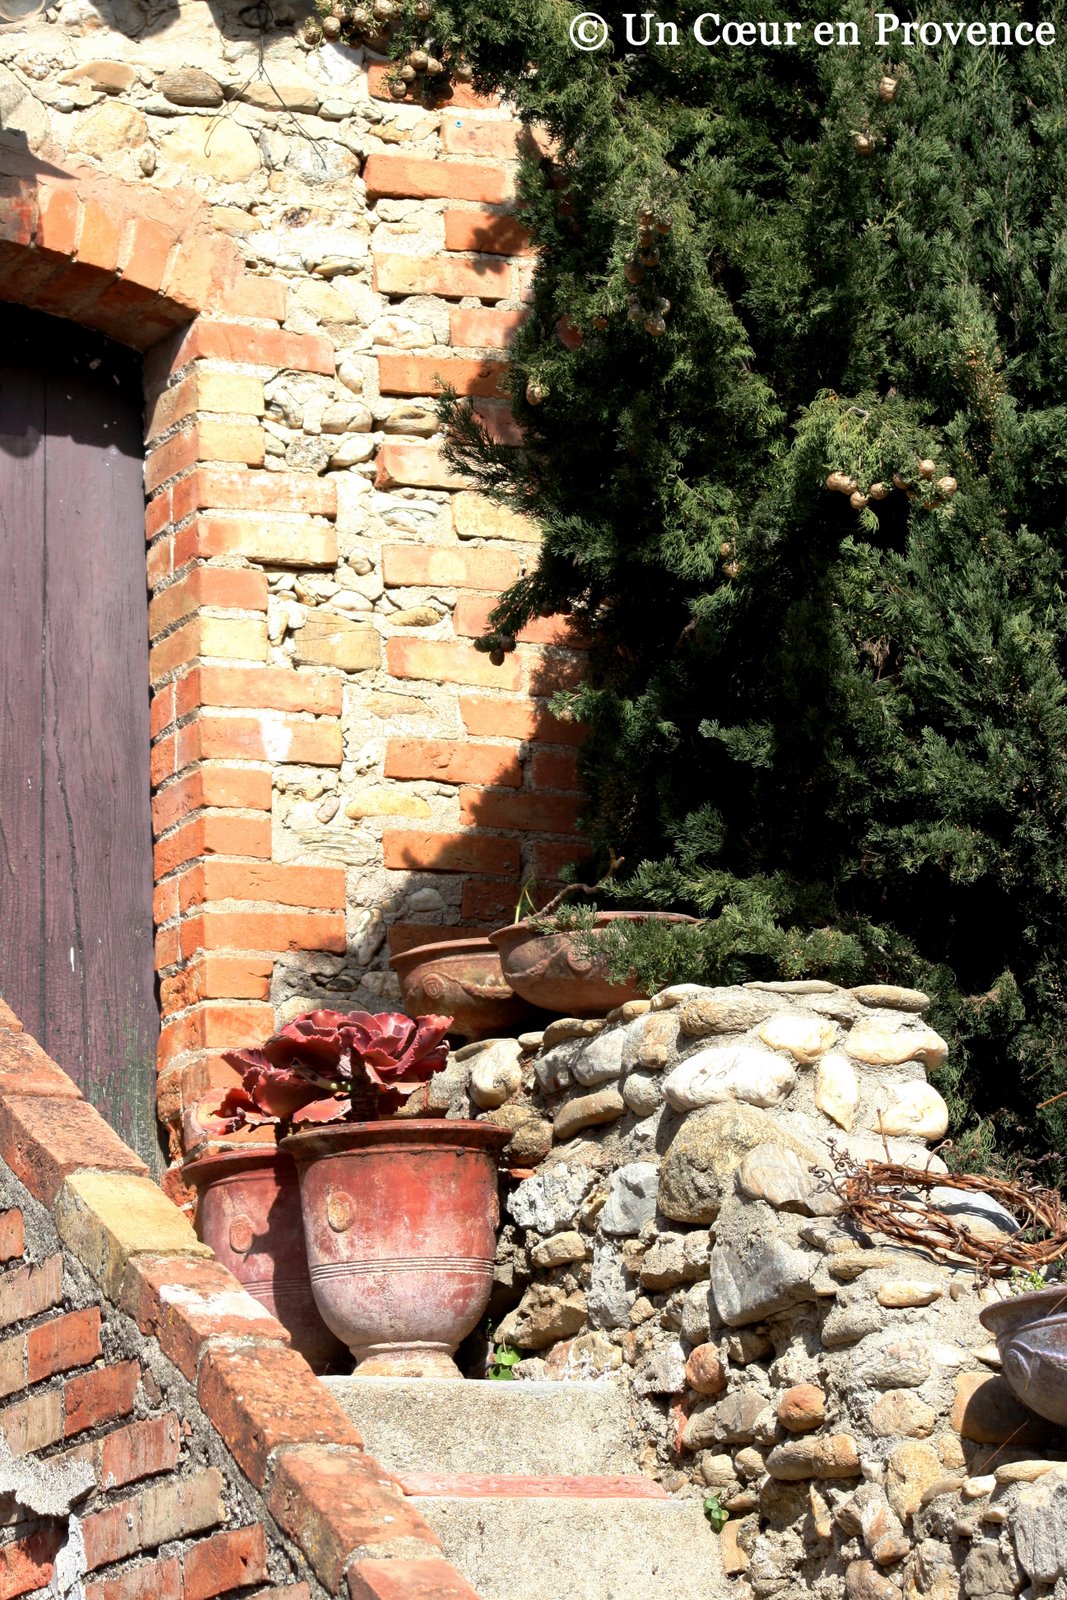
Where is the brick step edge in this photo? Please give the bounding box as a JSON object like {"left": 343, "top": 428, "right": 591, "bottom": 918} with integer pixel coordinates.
{"left": 398, "top": 1473, "right": 669, "bottom": 1500}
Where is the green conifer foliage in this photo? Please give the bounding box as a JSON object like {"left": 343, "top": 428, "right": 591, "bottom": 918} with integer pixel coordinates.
{"left": 391, "top": 0, "right": 1067, "bottom": 1171}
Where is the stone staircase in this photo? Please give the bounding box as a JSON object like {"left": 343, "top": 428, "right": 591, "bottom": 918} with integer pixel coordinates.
{"left": 326, "top": 1376, "right": 726, "bottom": 1600}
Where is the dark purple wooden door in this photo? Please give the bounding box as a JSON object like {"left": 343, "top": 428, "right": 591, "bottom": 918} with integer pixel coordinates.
{"left": 0, "top": 306, "right": 160, "bottom": 1169}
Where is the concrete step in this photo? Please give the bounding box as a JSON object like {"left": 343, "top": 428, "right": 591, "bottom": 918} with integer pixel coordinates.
{"left": 409, "top": 1492, "right": 724, "bottom": 1600}
{"left": 325, "top": 1375, "right": 638, "bottom": 1476}
{"left": 397, "top": 1472, "right": 667, "bottom": 1500}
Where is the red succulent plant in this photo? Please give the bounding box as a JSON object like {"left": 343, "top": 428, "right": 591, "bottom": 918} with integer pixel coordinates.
{"left": 196, "top": 1009, "right": 453, "bottom": 1138}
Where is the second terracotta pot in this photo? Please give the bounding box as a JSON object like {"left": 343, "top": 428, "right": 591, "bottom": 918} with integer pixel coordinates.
{"left": 390, "top": 936, "right": 533, "bottom": 1040}
{"left": 282, "top": 1119, "right": 509, "bottom": 1378}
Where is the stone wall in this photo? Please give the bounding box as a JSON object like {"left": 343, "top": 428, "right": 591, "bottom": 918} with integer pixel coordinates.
{"left": 0, "top": 996, "right": 480, "bottom": 1600}
{"left": 442, "top": 979, "right": 1067, "bottom": 1600}
{"left": 0, "top": 0, "right": 584, "bottom": 1168}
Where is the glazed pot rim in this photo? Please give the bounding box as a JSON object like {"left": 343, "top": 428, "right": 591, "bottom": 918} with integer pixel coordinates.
{"left": 280, "top": 1117, "right": 512, "bottom": 1163}
{"left": 389, "top": 936, "right": 499, "bottom": 970}
{"left": 487, "top": 910, "right": 700, "bottom": 947}
{"left": 980, "top": 1286, "right": 1067, "bottom": 1332}
{"left": 183, "top": 1145, "right": 288, "bottom": 1185}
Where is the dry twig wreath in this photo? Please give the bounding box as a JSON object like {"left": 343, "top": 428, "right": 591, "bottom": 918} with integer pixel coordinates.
{"left": 816, "top": 1142, "right": 1067, "bottom": 1278}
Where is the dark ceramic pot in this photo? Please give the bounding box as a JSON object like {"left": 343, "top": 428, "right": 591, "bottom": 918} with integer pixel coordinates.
{"left": 390, "top": 937, "right": 534, "bottom": 1040}
{"left": 980, "top": 1287, "right": 1067, "bottom": 1426}
{"left": 184, "top": 1148, "right": 346, "bottom": 1373}
{"left": 487, "top": 911, "right": 700, "bottom": 1016}
{"left": 282, "top": 1119, "right": 510, "bottom": 1378}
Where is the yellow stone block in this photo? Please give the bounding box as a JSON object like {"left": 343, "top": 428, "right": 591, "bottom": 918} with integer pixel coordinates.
{"left": 56, "top": 1171, "right": 211, "bottom": 1300}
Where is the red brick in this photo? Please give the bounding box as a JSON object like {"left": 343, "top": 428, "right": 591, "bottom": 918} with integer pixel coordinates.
{"left": 530, "top": 747, "right": 582, "bottom": 790}
{"left": 184, "top": 1525, "right": 268, "bottom": 1600}
{"left": 98, "top": 1413, "right": 182, "bottom": 1489}
{"left": 193, "top": 513, "right": 338, "bottom": 568}
{"left": 459, "top": 694, "right": 584, "bottom": 744}
{"left": 145, "top": 426, "right": 199, "bottom": 493}
{"left": 160, "top": 954, "right": 274, "bottom": 1011}
{"left": 385, "top": 739, "right": 521, "bottom": 788}
{"left": 348, "top": 1557, "right": 482, "bottom": 1600}
{"left": 0, "top": 1390, "right": 64, "bottom": 1455}
{"left": 0, "top": 1526, "right": 64, "bottom": 1597}
{"left": 528, "top": 648, "right": 584, "bottom": 694}
{"left": 0, "top": 1096, "right": 147, "bottom": 1206}
{"left": 365, "top": 154, "right": 513, "bottom": 206}
{"left": 177, "top": 467, "right": 337, "bottom": 519}
{"left": 179, "top": 910, "right": 346, "bottom": 959}
{"left": 449, "top": 307, "right": 525, "bottom": 349}
{"left": 531, "top": 838, "right": 594, "bottom": 880}
{"left": 186, "top": 711, "right": 343, "bottom": 768}
{"left": 77, "top": 199, "right": 123, "bottom": 273}
{"left": 267, "top": 1446, "right": 438, "bottom": 1593}
{"left": 0, "top": 1209, "right": 24, "bottom": 1264}
{"left": 82, "top": 1468, "right": 226, "bottom": 1572}
{"left": 0, "top": 1254, "right": 63, "bottom": 1329}
{"left": 460, "top": 787, "right": 581, "bottom": 834}
{"left": 148, "top": 567, "right": 268, "bottom": 637}
{"left": 151, "top": 765, "right": 273, "bottom": 835}
{"left": 440, "top": 117, "right": 521, "bottom": 159}
{"left": 383, "top": 545, "right": 519, "bottom": 592}
{"left": 27, "top": 1308, "right": 101, "bottom": 1383}
{"left": 64, "top": 1359, "right": 139, "bottom": 1438}
{"left": 379, "top": 354, "right": 507, "bottom": 400}
{"left": 84, "top": 1555, "right": 183, "bottom": 1600}
{"left": 373, "top": 256, "right": 511, "bottom": 302}
{"left": 173, "top": 320, "right": 334, "bottom": 375}
{"left": 179, "top": 861, "right": 346, "bottom": 913}
{"left": 0, "top": 1329, "right": 26, "bottom": 1398}
{"left": 453, "top": 597, "right": 586, "bottom": 647}
{"left": 197, "top": 1343, "right": 362, "bottom": 1488}
{"left": 181, "top": 664, "right": 342, "bottom": 717}
{"left": 386, "top": 640, "right": 521, "bottom": 691}
{"left": 461, "top": 879, "right": 523, "bottom": 925}
{"left": 120, "top": 1255, "right": 290, "bottom": 1382}
{"left": 37, "top": 183, "right": 79, "bottom": 258}
{"left": 375, "top": 440, "right": 473, "bottom": 490}
{"left": 167, "top": 236, "right": 243, "bottom": 314}
{"left": 248, "top": 1589, "right": 312, "bottom": 1600}
{"left": 157, "top": 1002, "right": 276, "bottom": 1068}
{"left": 444, "top": 211, "right": 532, "bottom": 257}
{"left": 471, "top": 400, "right": 522, "bottom": 446}
{"left": 382, "top": 832, "right": 520, "bottom": 875}
{"left": 122, "top": 215, "right": 178, "bottom": 295}
{"left": 154, "top": 814, "right": 273, "bottom": 879}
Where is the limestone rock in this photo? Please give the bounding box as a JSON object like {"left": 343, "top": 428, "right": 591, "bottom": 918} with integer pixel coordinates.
{"left": 385, "top": 404, "right": 438, "bottom": 436}
{"left": 1014, "top": 1475, "right": 1067, "bottom": 1581}
{"left": 815, "top": 1053, "right": 860, "bottom": 1131}
{"left": 735, "top": 1144, "right": 819, "bottom": 1211}
{"left": 683, "top": 1386, "right": 768, "bottom": 1450}
{"left": 469, "top": 1040, "right": 524, "bottom": 1109}
{"left": 588, "top": 1245, "right": 635, "bottom": 1329}
{"left": 61, "top": 60, "right": 137, "bottom": 92}
{"left": 886, "top": 1441, "right": 944, "bottom": 1522}
{"left": 766, "top": 1434, "right": 861, "bottom": 1481}
{"left": 508, "top": 1165, "right": 595, "bottom": 1234}
{"left": 388, "top": 605, "right": 440, "bottom": 628}
{"left": 553, "top": 1088, "right": 625, "bottom": 1142}
{"left": 845, "top": 1018, "right": 949, "bottom": 1069}
{"left": 960, "top": 1543, "right": 1022, "bottom": 1597}
{"left": 757, "top": 1014, "right": 837, "bottom": 1064}
{"left": 852, "top": 984, "right": 930, "bottom": 1012}
{"left": 869, "top": 1390, "right": 937, "bottom": 1438}
{"left": 662, "top": 1045, "right": 796, "bottom": 1112}
{"left": 239, "top": 72, "right": 323, "bottom": 113}
{"left": 543, "top": 1017, "right": 606, "bottom": 1049}
{"left": 506, "top": 1117, "right": 554, "bottom": 1167}
{"left": 159, "top": 119, "right": 260, "bottom": 182}
{"left": 877, "top": 1280, "right": 943, "bottom": 1309}
{"left": 495, "top": 1283, "right": 587, "bottom": 1351}
{"left": 685, "top": 1343, "right": 727, "bottom": 1397}
{"left": 158, "top": 67, "right": 225, "bottom": 106}
{"left": 639, "top": 1236, "right": 691, "bottom": 1290}
{"left": 821, "top": 1300, "right": 883, "bottom": 1348}
{"left": 635, "top": 1340, "right": 687, "bottom": 1396}
{"left": 531, "top": 1231, "right": 588, "bottom": 1269}
{"left": 658, "top": 1102, "right": 818, "bottom": 1224}
{"left": 710, "top": 1228, "right": 819, "bottom": 1327}
{"left": 570, "top": 1028, "right": 627, "bottom": 1088}
{"left": 847, "top": 1560, "right": 900, "bottom": 1600}
{"left": 344, "top": 788, "right": 430, "bottom": 820}
{"left": 677, "top": 989, "right": 776, "bottom": 1037}
{"left": 950, "top": 1372, "right": 1052, "bottom": 1447}
{"left": 293, "top": 611, "right": 379, "bottom": 672}
{"left": 855, "top": 1334, "right": 931, "bottom": 1389}
{"left": 874, "top": 1082, "right": 950, "bottom": 1140}
{"left": 622, "top": 1072, "right": 663, "bottom": 1117}
{"left": 599, "top": 1162, "right": 659, "bottom": 1236}
{"left": 776, "top": 1384, "right": 825, "bottom": 1432}
{"left": 72, "top": 100, "right": 147, "bottom": 155}
{"left": 994, "top": 1459, "right": 1065, "bottom": 1485}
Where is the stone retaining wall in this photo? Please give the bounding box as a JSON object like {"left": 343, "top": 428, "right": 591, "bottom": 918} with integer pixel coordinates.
{"left": 443, "top": 979, "right": 1067, "bottom": 1600}
{"left": 0, "top": 0, "right": 583, "bottom": 1167}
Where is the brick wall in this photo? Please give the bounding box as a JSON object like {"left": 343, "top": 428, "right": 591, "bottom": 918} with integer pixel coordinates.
{"left": 0, "top": 997, "right": 480, "bottom": 1600}
{"left": 0, "top": 20, "right": 587, "bottom": 1165}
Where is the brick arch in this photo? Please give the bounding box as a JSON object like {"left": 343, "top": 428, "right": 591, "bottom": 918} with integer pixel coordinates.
{"left": 0, "top": 142, "right": 244, "bottom": 346}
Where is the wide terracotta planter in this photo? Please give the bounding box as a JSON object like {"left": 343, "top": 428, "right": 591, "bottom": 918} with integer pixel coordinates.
{"left": 488, "top": 910, "right": 700, "bottom": 1016}
{"left": 980, "top": 1286, "right": 1067, "bottom": 1425}
{"left": 390, "top": 937, "right": 534, "bottom": 1040}
{"left": 184, "top": 1148, "right": 346, "bottom": 1374}
{"left": 281, "top": 1119, "right": 510, "bottom": 1378}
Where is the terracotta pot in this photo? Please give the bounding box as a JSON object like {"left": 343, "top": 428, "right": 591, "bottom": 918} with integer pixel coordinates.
{"left": 487, "top": 910, "right": 700, "bottom": 1016}
{"left": 184, "top": 1148, "right": 346, "bottom": 1374}
{"left": 390, "top": 937, "right": 534, "bottom": 1040}
{"left": 980, "top": 1287, "right": 1067, "bottom": 1425}
{"left": 281, "top": 1119, "right": 510, "bottom": 1378}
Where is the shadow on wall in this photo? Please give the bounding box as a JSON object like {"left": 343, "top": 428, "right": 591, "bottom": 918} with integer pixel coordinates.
{"left": 71, "top": 0, "right": 314, "bottom": 41}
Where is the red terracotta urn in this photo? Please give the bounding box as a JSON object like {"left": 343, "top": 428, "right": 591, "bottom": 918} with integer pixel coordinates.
{"left": 488, "top": 910, "right": 700, "bottom": 1015}
{"left": 184, "top": 1148, "right": 346, "bottom": 1373}
{"left": 281, "top": 1119, "right": 510, "bottom": 1378}
{"left": 390, "top": 936, "right": 534, "bottom": 1040}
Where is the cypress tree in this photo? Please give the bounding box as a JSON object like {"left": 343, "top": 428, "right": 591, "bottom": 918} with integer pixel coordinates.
{"left": 389, "top": 0, "right": 1067, "bottom": 1172}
